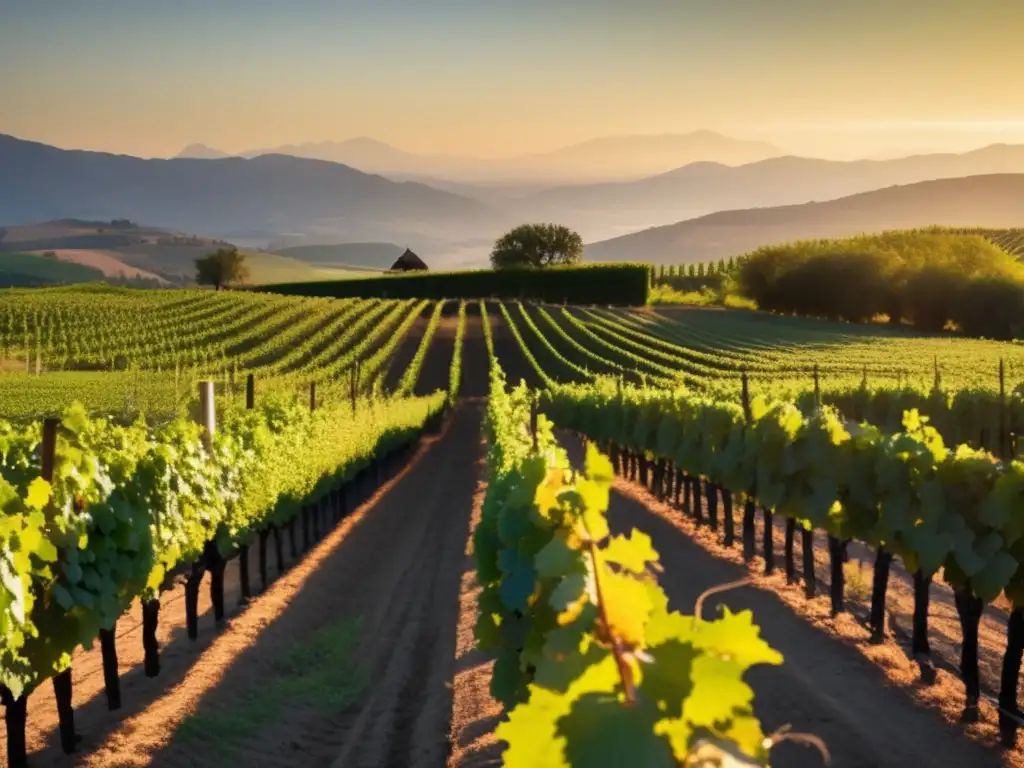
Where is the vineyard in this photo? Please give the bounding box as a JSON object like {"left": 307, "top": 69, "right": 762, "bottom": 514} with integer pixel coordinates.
{"left": 4, "top": 285, "right": 1024, "bottom": 766}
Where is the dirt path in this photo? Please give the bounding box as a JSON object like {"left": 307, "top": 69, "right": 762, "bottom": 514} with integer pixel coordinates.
{"left": 605, "top": 482, "right": 1001, "bottom": 768}
{"left": 382, "top": 313, "right": 429, "bottom": 394}
{"left": 485, "top": 304, "right": 543, "bottom": 390}
{"left": 415, "top": 316, "right": 456, "bottom": 397}
{"left": 459, "top": 312, "right": 489, "bottom": 399}
{"left": 16, "top": 405, "right": 485, "bottom": 768}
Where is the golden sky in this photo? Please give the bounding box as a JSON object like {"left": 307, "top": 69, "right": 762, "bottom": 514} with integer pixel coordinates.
{"left": 2, "top": 0, "right": 1022, "bottom": 159}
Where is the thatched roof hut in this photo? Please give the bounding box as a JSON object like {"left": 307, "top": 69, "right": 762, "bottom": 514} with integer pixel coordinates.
{"left": 390, "top": 248, "right": 428, "bottom": 272}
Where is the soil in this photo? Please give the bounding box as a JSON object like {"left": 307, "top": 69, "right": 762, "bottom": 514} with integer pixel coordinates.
{"left": 484, "top": 304, "right": 543, "bottom": 390}
{"left": 382, "top": 314, "right": 429, "bottom": 393}
{"left": 415, "top": 315, "right": 456, "bottom": 397}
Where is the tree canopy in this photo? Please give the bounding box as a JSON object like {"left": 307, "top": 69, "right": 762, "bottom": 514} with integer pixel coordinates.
{"left": 490, "top": 223, "right": 583, "bottom": 270}
{"left": 195, "top": 247, "right": 249, "bottom": 290}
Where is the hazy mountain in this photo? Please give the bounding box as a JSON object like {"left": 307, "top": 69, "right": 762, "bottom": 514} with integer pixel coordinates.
{"left": 584, "top": 174, "right": 1024, "bottom": 265}
{"left": 268, "top": 242, "right": 404, "bottom": 270}
{"left": 0, "top": 134, "right": 503, "bottom": 252}
{"left": 175, "top": 143, "right": 233, "bottom": 159}
{"left": 518, "top": 143, "right": 1024, "bottom": 243}
{"left": 222, "top": 131, "right": 783, "bottom": 183}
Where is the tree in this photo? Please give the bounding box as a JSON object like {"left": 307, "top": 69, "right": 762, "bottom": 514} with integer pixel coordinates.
{"left": 0, "top": 227, "right": 6, "bottom": 245}
{"left": 196, "top": 247, "right": 249, "bottom": 290}
{"left": 490, "top": 223, "right": 583, "bottom": 270}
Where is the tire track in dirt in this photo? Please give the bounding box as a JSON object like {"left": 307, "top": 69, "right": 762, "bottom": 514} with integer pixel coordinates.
{"left": 49, "top": 404, "right": 485, "bottom": 768}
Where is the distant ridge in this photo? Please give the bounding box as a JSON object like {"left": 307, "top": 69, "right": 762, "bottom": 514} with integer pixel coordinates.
{"left": 175, "top": 130, "right": 784, "bottom": 182}
{"left": 583, "top": 174, "right": 1024, "bottom": 264}
{"left": 515, "top": 143, "right": 1024, "bottom": 241}
{"left": 175, "top": 143, "right": 232, "bottom": 159}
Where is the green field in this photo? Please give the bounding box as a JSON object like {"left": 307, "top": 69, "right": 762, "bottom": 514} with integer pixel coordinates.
{"left": 3, "top": 285, "right": 1023, "bottom": 451}
{"left": 0, "top": 252, "right": 106, "bottom": 286}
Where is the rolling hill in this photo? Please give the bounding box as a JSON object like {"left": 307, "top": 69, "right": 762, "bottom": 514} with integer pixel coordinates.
{"left": 268, "top": 242, "right": 403, "bottom": 270}
{"left": 176, "top": 131, "right": 783, "bottom": 183}
{"left": 0, "top": 134, "right": 502, "bottom": 251}
{"left": 584, "top": 174, "right": 1024, "bottom": 265}
{"left": 518, "top": 143, "right": 1024, "bottom": 243}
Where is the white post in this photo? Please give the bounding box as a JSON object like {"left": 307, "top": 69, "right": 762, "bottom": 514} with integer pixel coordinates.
{"left": 198, "top": 381, "right": 216, "bottom": 453}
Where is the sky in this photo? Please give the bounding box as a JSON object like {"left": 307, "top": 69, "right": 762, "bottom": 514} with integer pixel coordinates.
{"left": 2, "top": 0, "right": 1023, "bottom": 160}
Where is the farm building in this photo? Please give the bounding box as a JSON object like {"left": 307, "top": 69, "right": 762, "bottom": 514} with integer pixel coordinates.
{"left": 390, "top": 248, "right": 428, "bottom": 272}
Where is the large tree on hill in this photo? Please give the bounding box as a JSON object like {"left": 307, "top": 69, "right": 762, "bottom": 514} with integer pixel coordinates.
{"left": 490, "top": 223, "right": 583, "bottom": 269}
{"left": 195, "top": 247, "right": 249, "bottom": 290}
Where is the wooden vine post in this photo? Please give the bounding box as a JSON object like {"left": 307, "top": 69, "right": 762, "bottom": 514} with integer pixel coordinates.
{"left": 41, "top": 418, "right": 80, "bottom": 753}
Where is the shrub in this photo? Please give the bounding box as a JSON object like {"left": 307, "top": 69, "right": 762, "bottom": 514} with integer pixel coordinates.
{"left": 256, "top": 263, "right": 651, "bottom": 306}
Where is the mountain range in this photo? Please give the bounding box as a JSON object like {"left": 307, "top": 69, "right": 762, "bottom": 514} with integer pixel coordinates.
{"left": 0, "top": 133, "right": 503, "bottom": 254}
{"left": 512, "top": 143, "right": 1024, "bottom": 241}
{"left": 584, "top": 174, "right": 1024, "bottom": 264}
{"left": 5, "top": 131, "right": 1024, "bottom": 273}
{"left": 175, "top": 131, "right": 784, "bottom": 182}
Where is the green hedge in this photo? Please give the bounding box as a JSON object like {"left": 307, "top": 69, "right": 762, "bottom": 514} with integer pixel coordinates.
{"left": 254, "top": 263, "right": 651, "bottom": 306}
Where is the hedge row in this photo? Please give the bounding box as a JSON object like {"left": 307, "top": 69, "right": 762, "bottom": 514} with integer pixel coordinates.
{"left": 255, "top": 264, "right": 651, "bottom": 306}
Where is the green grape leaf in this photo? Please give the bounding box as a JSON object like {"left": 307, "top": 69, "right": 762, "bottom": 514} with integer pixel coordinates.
{"left": 692, "top": 608, "right": 783, "bottom": 668}
{"left": 682, "top": 655, "right": 754, "bottom": 728}
{"left": 557, "top": 693, "right": 675, "bottom": 767}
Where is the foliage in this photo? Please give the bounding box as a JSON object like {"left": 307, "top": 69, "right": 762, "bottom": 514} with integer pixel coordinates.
{"left": 449, "top": 301, "right": 467, "bottom": 402}
{"left": 490, "top": 223, "right": 584, "bottom": 270}
{"left": 256, "top": 263, "right": 651, "bottom": 306}
{"left": 477, "top": 364, "right": 782, "bottom": 766}
{"left": 0, "top": 392, "right": 445, "bottom": 700}
{"left": 735, "top": 230, "right": 1024, "bottom": 336}
{"left": 196, "top": 247, "right": 250, "bottom": 291}
{"left": 541, "top": 378, "right": 1024, "bottom": 609}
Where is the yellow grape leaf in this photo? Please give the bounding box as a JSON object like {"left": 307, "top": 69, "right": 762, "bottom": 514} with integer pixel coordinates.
{"left": 584, "top": 443, "right": 615, "bottom": 485}
{"left": 600, "top": 569, "right": 652, "bottom": 647}
{"left": 25, "top": 478, "right": 52, "bottom": 511}
{"left": 693, "top": 608, "right": 783, "bottom": 668}
{"left": 146, "top": 564, "right": 166, "bottom": 592}
{"left": 604, "top": 530, "right": 659, "bottom": 574}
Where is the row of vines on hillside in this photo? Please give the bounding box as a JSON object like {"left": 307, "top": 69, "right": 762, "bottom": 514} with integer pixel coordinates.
{"left": 474, "top": 362, "right": 792, "bottom": 765}
{"left": 541, "top": 378, "right": 1024, "bottom": 743}
{"left": 0, "top": 388, "right": 447, "bottom": 766}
